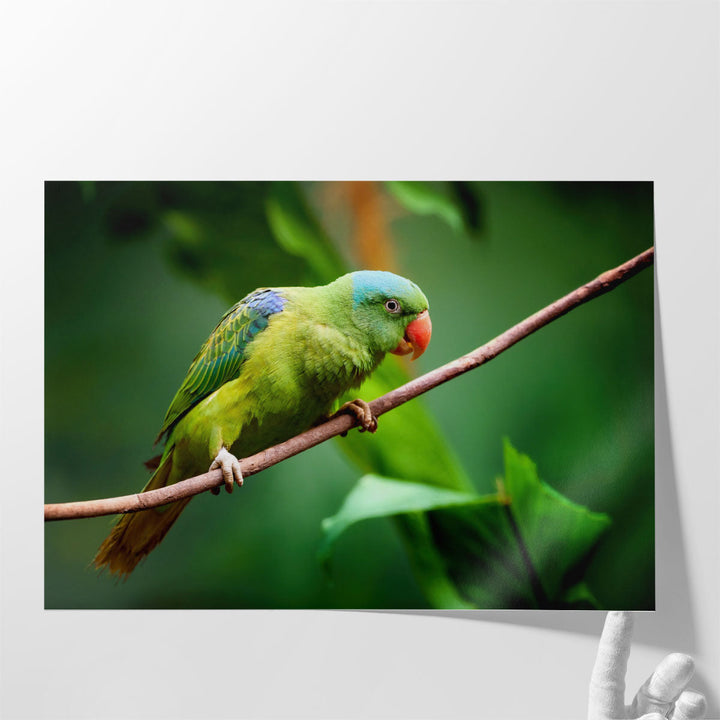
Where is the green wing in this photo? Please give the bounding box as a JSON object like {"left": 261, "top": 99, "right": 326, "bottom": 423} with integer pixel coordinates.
{"left": 155, "top": 288, "right": 287, "bottom": 443}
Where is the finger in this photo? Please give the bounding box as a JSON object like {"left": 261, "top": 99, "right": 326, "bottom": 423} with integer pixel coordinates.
{"left": 631, "top": 653, "right": 695, "bottom": 717}
{"left": 637, "top": 714, "right": 666, "bottom": 720}
{"left": 588, "top": 612, "right": 634, "bottom": 720}
{"left": 671, "top": 690, "right": 707, "bottom": 720}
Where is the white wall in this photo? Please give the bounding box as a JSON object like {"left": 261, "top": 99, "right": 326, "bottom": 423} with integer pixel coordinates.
{"left": 1, "top": 2, "right": 718, "bottom": 718}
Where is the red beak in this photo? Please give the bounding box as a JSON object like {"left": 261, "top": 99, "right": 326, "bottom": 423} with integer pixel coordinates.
{"left": 390, "top": 310, "right": 432, "bottom": 360}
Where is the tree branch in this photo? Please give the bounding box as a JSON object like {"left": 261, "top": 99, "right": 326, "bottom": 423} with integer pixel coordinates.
{"left": 44, "top": 247, "right": 654, "bottom": 522}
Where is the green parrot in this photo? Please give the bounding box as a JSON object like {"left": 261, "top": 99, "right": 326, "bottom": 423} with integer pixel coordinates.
{"left": 93, "top": 270, "right": 432, "bottom": 577}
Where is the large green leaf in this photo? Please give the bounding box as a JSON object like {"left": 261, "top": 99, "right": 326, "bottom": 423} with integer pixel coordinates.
{"left": 319, "top": 475, "right": 499, "bottom": 609}
{"left": 321, "top": 441, "right": 612, "bottom": 608}
{"left": 430, "top": 441, "right": 612, "bottom": 607}
{"left": 319, "top": 474, "right": 498, "bottom": 563}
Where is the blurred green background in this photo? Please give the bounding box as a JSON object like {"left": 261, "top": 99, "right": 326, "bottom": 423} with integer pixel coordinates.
{"left": 44, "top": 181, "right": 654, "bottom": 609}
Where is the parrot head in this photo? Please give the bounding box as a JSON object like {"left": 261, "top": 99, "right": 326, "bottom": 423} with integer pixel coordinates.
{"left": 345, "top": 270, "right": 432, "bottom": 360}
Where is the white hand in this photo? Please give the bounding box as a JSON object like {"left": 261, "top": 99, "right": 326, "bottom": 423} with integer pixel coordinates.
{"left": 588, "top": 611, "right": 706, "bottom": 720}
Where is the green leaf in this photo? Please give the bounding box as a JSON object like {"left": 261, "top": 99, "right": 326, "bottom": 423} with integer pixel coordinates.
{"left": 319, "top": 474, "right": 498, "bottom": 565}
{"left": 501, "top": 438, "right": 612, "bottom": 601}
{"left": 322, "top": 440, "right": 612, "bottom": 609}
{"left": 385, "top": 181, "right": 468, "bottom": 234}
{"left": 431, "top": 441, "right": 611, "bottom": 608}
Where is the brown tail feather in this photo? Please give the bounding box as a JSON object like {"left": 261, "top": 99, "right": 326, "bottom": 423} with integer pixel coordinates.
{"left": 143, "top": 454, "right": 162, "bottom": 471}
{"left": 93, "top": 447, "right": 190, "bottom": 578}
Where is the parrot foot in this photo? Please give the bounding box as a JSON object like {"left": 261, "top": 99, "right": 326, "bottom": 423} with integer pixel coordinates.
{"left": 209, "top": 447, "right": 243, "bottom": 494}
{"left": 335, "top": 399, "right": 378, "bottom": 434}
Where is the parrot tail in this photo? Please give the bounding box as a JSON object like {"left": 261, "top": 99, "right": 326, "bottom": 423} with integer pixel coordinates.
{"left": 92, "top": 447, "right": 190, "bottom": 578}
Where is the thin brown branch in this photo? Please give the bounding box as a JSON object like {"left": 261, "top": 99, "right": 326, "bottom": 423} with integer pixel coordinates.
{"left": 44, "top": 247, "right": 654, "bottom": 522}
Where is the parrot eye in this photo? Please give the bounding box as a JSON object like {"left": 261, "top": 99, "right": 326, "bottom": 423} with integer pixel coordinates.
{"left": 384, "top": 299, "right": 401, "bottom": 314}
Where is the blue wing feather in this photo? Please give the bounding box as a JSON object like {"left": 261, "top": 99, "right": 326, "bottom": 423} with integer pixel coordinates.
{"left": 155, "top": 288, "right": 286, "bottom": 443}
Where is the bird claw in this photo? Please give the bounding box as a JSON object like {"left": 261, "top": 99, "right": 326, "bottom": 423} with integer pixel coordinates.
{"left": 209, "top": 447, "right": 243, "bottom": 494}
{"left": 336, "top": 399, "right": 378, "bottom": 434}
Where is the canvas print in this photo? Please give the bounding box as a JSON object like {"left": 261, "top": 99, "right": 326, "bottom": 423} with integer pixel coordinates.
{"left": 44, "top": 181, "right": 654, "bottom": 610}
